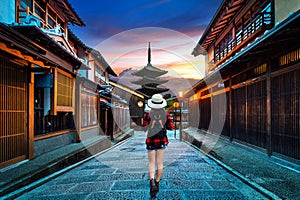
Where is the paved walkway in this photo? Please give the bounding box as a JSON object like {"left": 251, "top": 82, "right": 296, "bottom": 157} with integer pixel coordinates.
{"left": 182, "top": 128, "right": 300, "bottom": 200}
{"left": 14, "top": 131, "right": 267, "bottom": 200}
{"left": 0, "top": 129, "right": 134, "bottom": 198}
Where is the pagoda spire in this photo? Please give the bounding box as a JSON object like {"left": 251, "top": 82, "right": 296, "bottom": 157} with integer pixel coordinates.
{"left": 131, "top": 42, "right": 169, "bottom": 97}
{"left": 148, "top": 42, "right": 151, "bottom": 64}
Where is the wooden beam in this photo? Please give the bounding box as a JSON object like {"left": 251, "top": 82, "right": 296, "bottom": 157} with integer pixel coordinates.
{"left": 56, "top": 106, "right": 74, "bottom": 112}
{"left": 231, "top": 0, "right": 244, "bottom": 7}
{"left": 28, "top": 68, "right": 34, "bottom": 160}
{"left": 217, "top": 19, "right": 229, "bottom": 26}
{"left": 213, "top": 24, "right": 226, "bottom": 32}
{"left": 222, "top": 12, "right": 235, "bottom": 21}
{"left": 75, "top": 81, "right": 82, "bottom": 141}
{"left": 34, "top": 129, "right": 75, "bottom": 141}
{"left": 30, "top": 67, "right": 52, "bottom": 73}
{"left": 226, "top": 4, "right": 241, "bottom": 15}
{"left": 56, "top": 67, "right": 74, "bottom": 78}
{"left": 0, "top": 42, "right": 51, "bottom": 68}
{"left": 266, "top": 60, "right": 272, "bottom": 156}
{"left": 51, "top": 68, "right": 57, "bottom": 115}
{"left": 72, "top": 75, "right": 75, "bottom": 113}
{"left": 229, "top": 78, "right": 233, "bottom": 141}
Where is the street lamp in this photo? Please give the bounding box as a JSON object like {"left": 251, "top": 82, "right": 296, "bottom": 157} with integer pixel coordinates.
{"left": 137, "top": 100, "right": 144, "bottom": 126}
{"left": 178, "top": 91, "right": 183, "bottom": 141}
{"left": 137, "top": 100, "right": 144, "bottom": 108}
{"left": 173, "top": 101, "right": 179, "bottom": 139}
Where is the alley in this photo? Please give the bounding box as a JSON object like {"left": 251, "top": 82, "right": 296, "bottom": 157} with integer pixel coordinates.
{"left": 15, "top": 131, "right": 267, "bottom": 200}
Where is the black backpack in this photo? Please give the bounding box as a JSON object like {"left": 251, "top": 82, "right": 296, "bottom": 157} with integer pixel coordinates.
{"left": 148, "top": 114, "right": 166, "bottom": 138}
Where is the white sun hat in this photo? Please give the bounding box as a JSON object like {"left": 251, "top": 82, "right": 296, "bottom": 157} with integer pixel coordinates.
{"left": 147, "top": 94, "right": 167, "bottom": 109}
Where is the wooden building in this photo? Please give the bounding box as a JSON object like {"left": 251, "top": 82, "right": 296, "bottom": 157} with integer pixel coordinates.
{"left": 109, "top": 80, "right": 146, "bottom": 128}
{"left": 186, "top": 0, "right": 300, "bottom": 160}
{"left": 76, "top": 47, "right": 117, "bottom": 142}
{"left": 0, "top": 0, "right": 87, "bottom": 168}
{"left": 0, "top": 0, "right": 118, "bottom": 169}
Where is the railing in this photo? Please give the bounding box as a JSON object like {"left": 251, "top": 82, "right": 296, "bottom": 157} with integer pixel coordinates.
{"left": 214, "top": 11, "right": 273, "bottom": 65}
{"left": 18, "top": 5, "right": 65, "bottom": 33}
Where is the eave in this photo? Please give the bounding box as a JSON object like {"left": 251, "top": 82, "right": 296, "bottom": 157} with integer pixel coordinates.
{"left": 11, "top": 25, "right": 89, "bottom": 71}
{"left": 136, "top": 85, "right": 169, "bottom": 98}
{"left": 131, "top": 76, "right": 168, "bottom": 86}
{"left": 86, "top": 47, "right": 117, "bottom": 77}
{"left": 132, "top": 63, "right": 168, "bottom": 78}
{"left": 193, "top": 0, "right": 246, "bottom": 56}
{"left": 49, "top": 0, "right": 85, "bottom": 26}
{"left": 0, "top": 23, "right": 55, "bottom": 68}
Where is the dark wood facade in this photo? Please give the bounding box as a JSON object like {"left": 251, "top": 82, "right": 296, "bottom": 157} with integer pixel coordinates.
{"left": 0, "top": 0, "right": 117, "bottom": 168}
{"left": 188, "top": 0, "right": 300, "bottom": 160}
{"left": 0, "top": 58, "right": 29, "bottom": 168}
{"left": 0, "top": 23, "right": 56, "bottom": 168}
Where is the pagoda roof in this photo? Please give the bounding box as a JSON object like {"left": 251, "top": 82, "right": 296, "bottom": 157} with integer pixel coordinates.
{"left": 136, "top": 85, "right": 169, "bottom": 97}
{"left": 132, "top": 42, "right": 167, "bottom": 78}
{"left": 132, "top": 63, "right": 168, "bottom": 78}
{"left": 131, "top": 76, "right": 168, "bottom": 86}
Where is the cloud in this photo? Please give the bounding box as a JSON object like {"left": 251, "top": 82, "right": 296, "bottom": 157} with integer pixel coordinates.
{"left": 69, "top": 0, "right": 222, "bottom": 78}
{"left": 88, "top": 27, "right": 207, "bottom": 79}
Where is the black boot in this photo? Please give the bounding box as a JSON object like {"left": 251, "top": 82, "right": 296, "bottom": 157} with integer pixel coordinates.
{"left": 150, "top": 179, "right": 158, "bottom": 196}
{"left": 155, "top": 180, "right": 159, "bottom": 192}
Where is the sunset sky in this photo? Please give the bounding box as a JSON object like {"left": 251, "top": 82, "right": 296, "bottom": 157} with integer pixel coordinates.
{"left": 69, "top": 0, "right": 223, "bottom": 79}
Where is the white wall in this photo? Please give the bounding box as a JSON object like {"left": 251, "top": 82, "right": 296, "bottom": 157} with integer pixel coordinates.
{"left": 0, "top": 0, "right": 15, "bottom": 24}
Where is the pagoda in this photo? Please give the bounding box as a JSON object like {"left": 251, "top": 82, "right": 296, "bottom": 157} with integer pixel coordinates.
{"left": 132, "top": 42, "right": 169, "bottom": 98}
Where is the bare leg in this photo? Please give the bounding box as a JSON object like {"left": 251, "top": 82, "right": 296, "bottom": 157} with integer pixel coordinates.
{"left": 155, "top": 149, "right": 165, "bottom": 182}
{"left": 148, "top": 150, "right": 156, "bottom": 180}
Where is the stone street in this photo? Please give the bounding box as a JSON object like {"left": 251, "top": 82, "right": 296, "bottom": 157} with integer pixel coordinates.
{"left": 16, "top": 131, "right": 267, "bottom": 200}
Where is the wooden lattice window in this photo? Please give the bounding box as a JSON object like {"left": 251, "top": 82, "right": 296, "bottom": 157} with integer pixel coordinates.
{"left": 253, "top": 63, "right": 267, "bottom": 75}
{"left": 279, "top": 48, "right": 300, "bottom": 67}
{"left": 56, "top": 71, "right": 74, "bottom": 112}
{"left": 0, "top": 60, "right": 28, "bottom": 168}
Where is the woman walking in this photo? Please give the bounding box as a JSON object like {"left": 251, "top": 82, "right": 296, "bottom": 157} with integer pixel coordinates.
{"left": 145, "top": 94, "right": 169, "bottom": 196}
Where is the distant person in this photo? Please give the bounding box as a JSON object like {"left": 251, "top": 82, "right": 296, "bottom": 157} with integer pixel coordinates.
{"left": 165, "top": 112, "right": 175, "bottom": 130}
{"left": 142, "top": 109, "right": 151, "bottom": 127}
{"left": 145, "top": 94, "right": 169, "bottom": 196}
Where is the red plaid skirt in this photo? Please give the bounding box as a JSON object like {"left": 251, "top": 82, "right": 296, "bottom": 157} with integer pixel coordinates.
{"left": 146, "top": 135, "right": 169, "bottom": 150}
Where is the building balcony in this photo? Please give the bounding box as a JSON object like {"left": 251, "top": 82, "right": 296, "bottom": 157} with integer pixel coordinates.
{"left": 211, "top": 10, "right": 273, "bottom": 70}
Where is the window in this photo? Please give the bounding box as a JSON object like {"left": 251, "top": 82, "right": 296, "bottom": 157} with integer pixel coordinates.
{"left": 20, "top": 0, "right": 32, "bottom": 10}
{"left": 81, "top": 92, "right": 98, "bottom": 127}
{"left": 46, "top": 7, "right": 65, "bottom": 32}
{"left": 34, "top": 72, "right": 75, "bottom": 135}
{"left": 253, "top": 63, "right": 267, "bottom": 75}
{"left": 34, "top": 0, "right": 45, "bottom": 20}
{"left": 95, "top": 65, "right": 106, "bottom": 84}
{"left": 21, "top": 0, "right": 65, "bottom": 32}
{"left": 57, "top": 73, "right": 73, "bottom": 107}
